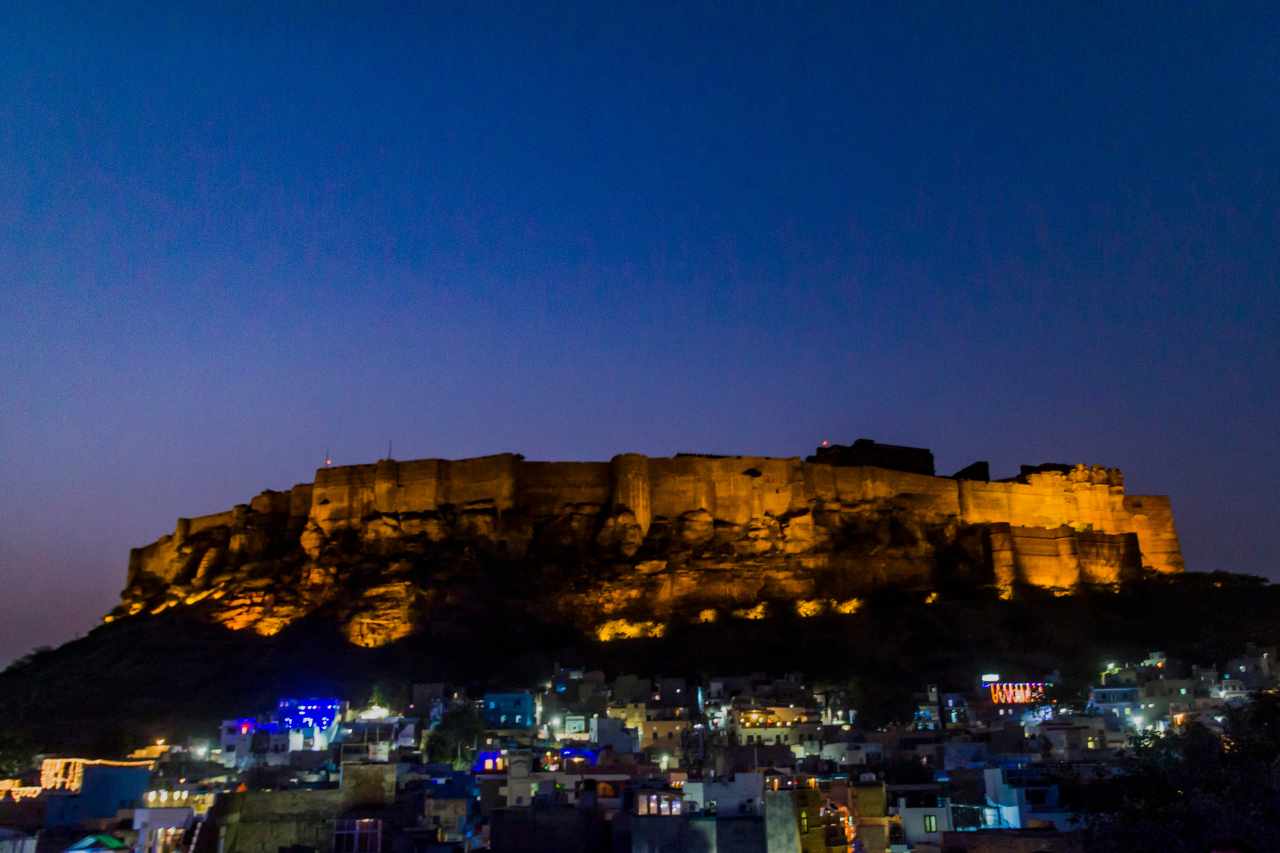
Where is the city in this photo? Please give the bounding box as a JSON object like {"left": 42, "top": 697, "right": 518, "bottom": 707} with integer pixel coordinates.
{"left": 2, "top": 643, "right": 1277, "bottom": 852}
{"left": 2, "top": 4, "right": 1275, "bottom": 853}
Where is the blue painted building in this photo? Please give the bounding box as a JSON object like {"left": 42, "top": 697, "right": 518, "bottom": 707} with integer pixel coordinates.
{"left": 44, "top": 764, "right": 153, "bottom": 828}
{"left": 482, "top": 692, "right": 535, "bottom": 729}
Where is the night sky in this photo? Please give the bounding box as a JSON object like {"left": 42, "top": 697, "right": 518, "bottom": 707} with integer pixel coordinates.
{"left": 2, "top": 4, "right": 1277, "bottom": 665}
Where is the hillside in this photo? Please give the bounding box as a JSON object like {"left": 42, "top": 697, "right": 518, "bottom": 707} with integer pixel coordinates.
{"left": 0, "top": 441, "right": 1237, "bottom": 758}
{"left": 3, "top": 571, "right": 1278, "bottom": 757}
{"left": 112, "top": 444, "right": 1183, "bottom": 649}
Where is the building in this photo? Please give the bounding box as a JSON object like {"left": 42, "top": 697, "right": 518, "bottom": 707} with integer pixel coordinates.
{"left": 421, "top": 774, "right": 476, "bottom": 844}
{"left": 682, "top": 772, "right": 764, "bottom": 816}
{"left": 483, "top": 692, "right": 537, "bottom": 731}
{"left": 849, "top": 780, "right": 901, "bottom": 853}
{"left": 208, "top": 788, "right": 344, "bottom": 853}
{"left": 983, "top": 767, "right": 1076, "bottom": 831}
{"left": 1025, "top": 717, "right": 1117, "bottom": 761}
{"left": 1087, "top": 686, "right": 1141, "bottom": 724}
{"left": 39, "top": 759, "right": 154, "bottom": 829}
{"left": 132, "top": 806, "right": 194, "bottom": 853}
{"left": 337, "top": 717, "right": 417, "bottom": 763}
{"left": 0, "top": 828, "right": 36, "bottom": 853}
{"left": 940, "top": 828, "right": 1083, "bottom": 852}
{"left": 218, "top": 697, "right": 342, "bottom": 770}
{"left": 589, "top": 716, "right": 640, "bottom": 754}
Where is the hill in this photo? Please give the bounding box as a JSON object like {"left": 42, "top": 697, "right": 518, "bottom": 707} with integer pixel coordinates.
{"left": 3, "top": 571, "right": 1278, "bottom": 758}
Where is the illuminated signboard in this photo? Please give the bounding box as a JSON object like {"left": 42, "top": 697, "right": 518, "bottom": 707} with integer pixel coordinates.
{"left": 277, "top": 698, "right": 341, "bottom": 731}
{"left": 988, "top": 682, "right": 1046, "bottom": 705}
{"left": 39, "top": 758, "right": 153, "bottom": 792}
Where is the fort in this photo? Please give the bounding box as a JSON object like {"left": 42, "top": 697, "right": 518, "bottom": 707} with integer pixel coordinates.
{"left": 114, "top": 441, "right": 1183, "bottom": 647}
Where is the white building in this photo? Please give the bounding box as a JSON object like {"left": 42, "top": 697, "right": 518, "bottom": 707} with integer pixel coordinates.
{"left": 132, "top": 807, "right": 194, "bottom": 853}
{"left": 0, "top": 828, "right": 36, "bottom": 853}
{"left": 682, "top": 772, "right": 763, "bottom": 815}
{"left": 983, "top": 767, "right": 1076, "bottom": 831}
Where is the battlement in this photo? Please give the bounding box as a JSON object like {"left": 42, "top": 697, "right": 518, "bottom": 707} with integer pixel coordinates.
{"left": 159, "top": 444, "right": 1180, "bottom": 573}
{"left": 117, "top": 441, "right": 1185, "bottom": 644}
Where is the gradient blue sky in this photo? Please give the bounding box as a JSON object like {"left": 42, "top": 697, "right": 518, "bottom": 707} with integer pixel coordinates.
{"left": 2, "top": 3, "right": 1277, "bottom": 664}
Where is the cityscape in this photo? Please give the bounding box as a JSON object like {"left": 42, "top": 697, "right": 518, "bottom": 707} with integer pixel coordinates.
{"left": 4, "top": 643, "right": 1279, "bottom": 853}
{"left": 2, "top": 4, "right": 1277, "bottom": 853}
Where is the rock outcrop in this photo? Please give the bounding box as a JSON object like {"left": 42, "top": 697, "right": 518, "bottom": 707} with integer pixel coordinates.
{"left": 111, "top": 442, "right": 1185, "bottom": 647}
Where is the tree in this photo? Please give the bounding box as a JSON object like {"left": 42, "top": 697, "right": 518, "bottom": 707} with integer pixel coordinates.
{"left": 1075, "top": 694, "right": 1280, "bottom": 852}
{"left": 368, "top": 680, "right": 408, "bottom": 711}
{"left": 2, "top": 646, "right": 53, "bottom": 675}
{"left": 0, "top": 731, "right": 36, "bottom": 777}
{"left": 426, "top": 706, "right": 485, "bottom": 769}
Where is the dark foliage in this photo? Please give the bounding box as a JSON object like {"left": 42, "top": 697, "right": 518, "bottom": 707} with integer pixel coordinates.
{"left": 1, "top": 571, "right": 1278, "bottom": 758}
{"left": 425, "top": 705, "right": 486, "bottom": 767}
{"left": 1070, "top": 694, "right": 1280, "bottom": 852}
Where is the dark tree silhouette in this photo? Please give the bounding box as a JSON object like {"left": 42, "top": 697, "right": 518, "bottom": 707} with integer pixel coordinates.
{"left": 1075, "top": 694, "right": 1280, "bottom": 852}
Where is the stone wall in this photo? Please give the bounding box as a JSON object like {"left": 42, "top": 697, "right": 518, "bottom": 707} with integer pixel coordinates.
{"left": 213, "top": 789, "right": 342, "bottom": 853}
{"left": 291, "top": 454, "right": 1178, "bottom": 572}
{"left": 115, "top": 447, "right": 1186, "bottom": 644}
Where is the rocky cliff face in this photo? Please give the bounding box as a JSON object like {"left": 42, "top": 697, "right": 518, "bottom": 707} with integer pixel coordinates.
{"left": 111, "top": 447, "right": 1184, "bottom": 648}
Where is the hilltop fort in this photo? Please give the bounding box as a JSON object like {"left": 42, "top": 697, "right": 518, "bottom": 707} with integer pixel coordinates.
{"left": 112, "top": 440, "right": 1183, "bottom": 648}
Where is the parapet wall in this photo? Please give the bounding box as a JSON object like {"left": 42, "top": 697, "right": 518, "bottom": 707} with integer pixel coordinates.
{"left": 121, "top": 449, "right": 1185, "bottom": 633}
{"left": 296, "top": 452, "right": 1182, "bottom": 574}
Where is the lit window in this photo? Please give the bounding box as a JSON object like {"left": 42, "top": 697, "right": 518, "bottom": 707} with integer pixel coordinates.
{"left": 334, "top": 819, "right": 382, "bottom": 853}
{"left": 924, "top": 814, "right": 938, "bottom": 833}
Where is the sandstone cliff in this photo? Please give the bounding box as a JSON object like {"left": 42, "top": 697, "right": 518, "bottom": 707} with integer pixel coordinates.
{"left": 111, "top": 445, "right": 1184, "bottom": 647}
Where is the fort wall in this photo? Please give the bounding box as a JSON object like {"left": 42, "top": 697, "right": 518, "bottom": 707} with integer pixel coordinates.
{"left": 293, "top": 453, "right": 1182, "bottom": 574}
{"left": 120, "top": 448, "right": 1186, "bottom": 627}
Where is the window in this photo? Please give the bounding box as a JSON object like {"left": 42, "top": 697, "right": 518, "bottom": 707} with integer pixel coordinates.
{"left": 923, "top": 814, "right": 938, "bottom": 833}
{"left": 334, "top": 819, "right": 382, "bottom": 853}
